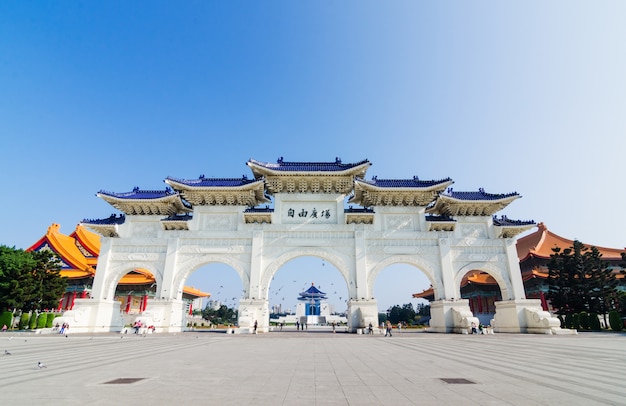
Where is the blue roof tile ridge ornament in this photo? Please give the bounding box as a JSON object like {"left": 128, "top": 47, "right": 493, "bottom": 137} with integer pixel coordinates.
{"left": 442, "top": 187, "right": 520, "bottom": 201}
{"left": 162, "top": 213, "right": 193, "bottom": 221}
{"left": 97, "top": 187, "right": 177, "bottom": 199}
{"left": 82, "top": 213, "right": 126, "bottom": 225}
{"left": 492, "top": 215, "right": 535, "bottom": 226}
{"left": 247, "top": 157, "right": 371, "bottom": 172}
{"left": 244, "top": 206, "right": 274, "bottom": 213}
{"left": 165, "top": 174, "right": 259, "bottom": 187}
{"left": 363, "top": 175, "right": 453, "bottom": 188}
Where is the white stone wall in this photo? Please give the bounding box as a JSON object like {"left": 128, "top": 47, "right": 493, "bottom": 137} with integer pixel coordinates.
{"left": 75, "top": 192, "right": 554, "bottom": 334}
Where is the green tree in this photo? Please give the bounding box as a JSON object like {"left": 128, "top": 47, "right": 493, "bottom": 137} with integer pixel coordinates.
{"left": 387, "top": 304, "right": 416, "bottom": 324}
{"left": 28, "top": 250, "right": 67, "bottom": 311}
{"left": 202, "top": 304, "right": 237, "bottom": 325}
{"left": 547, "top": 241, "right": 623, "bottom": 321}
{"left": 0, "top": 246, "right": 37, "bottom": 311}
{"left": 0, "top": 245, "right": 67, "bottom": 312}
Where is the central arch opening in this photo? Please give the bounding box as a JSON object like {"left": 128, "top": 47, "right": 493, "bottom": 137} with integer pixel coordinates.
{"left": 185, "top": 263, "right": 243, "bottom": 328}
{"left": 374, "top": 263, "right": 432, "bottom": 327}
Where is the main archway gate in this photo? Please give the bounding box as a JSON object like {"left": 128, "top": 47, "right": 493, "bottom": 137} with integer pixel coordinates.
{"left": 70, "top": 158, "right": 561, "bottom": 334}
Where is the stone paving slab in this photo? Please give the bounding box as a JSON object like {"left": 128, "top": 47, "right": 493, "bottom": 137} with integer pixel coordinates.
{"left": 0, "top": 329, "right": 625, "bottom": 405}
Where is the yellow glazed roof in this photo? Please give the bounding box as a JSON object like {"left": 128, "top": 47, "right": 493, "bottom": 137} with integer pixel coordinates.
{"left": 29, "top": 223, "right": 209, "bottom": 298}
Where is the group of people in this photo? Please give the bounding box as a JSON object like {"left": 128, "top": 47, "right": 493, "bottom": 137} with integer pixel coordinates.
{"left": 53, "top": 322, "right": 69, "bottom": 334}
{"left": 470, "top": 322, "right": 489, "bottom": 334}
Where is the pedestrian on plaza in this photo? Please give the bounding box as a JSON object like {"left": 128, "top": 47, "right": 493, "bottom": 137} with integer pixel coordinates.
{"left": 385, "top": 320, "right": 392, "bottom": 337}
{"left": 332, "top": 322, "right": 336, "bottom": 333}
{"left": 471, "top": 322, "right": 478, "bottom": 334}
{"left": 368, "top": 322, "right": 373, "bottom": 335}
{"left": 296, "top": 320, "right": 300, "bottom": 331}
{"left": 254, "top": 320, "right": 258, "bottom": 334}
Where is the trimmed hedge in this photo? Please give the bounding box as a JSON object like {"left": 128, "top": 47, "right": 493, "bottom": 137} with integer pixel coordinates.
{"left": 608, "top": 310, "right": 623, "bottom": 331}
{"left": 46, "top": 313, "right": 57, "bottom": 328}
{"left": 589, "top": 313, "right": 601, "bottom": 331}
{"left": 579, "top": 311, "right": 589, "bottom": 330}
{"left": 36, "top": 313, "right": 47, "bottom": 329}
{"left": 28, "top": 312, "right": 38, "bottom": 329}
{"left": 572, "top": 313, "right": 580, "bottom": 331}
{"left": 19, "top": 313, "right": 29, "bottom": 330}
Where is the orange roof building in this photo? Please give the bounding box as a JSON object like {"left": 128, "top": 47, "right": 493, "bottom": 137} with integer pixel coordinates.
{"left": 27, "top": 224, "right": 209, "bottom": 312}
{"left": 414, "top": 223, "right": 625, "bottom": 317}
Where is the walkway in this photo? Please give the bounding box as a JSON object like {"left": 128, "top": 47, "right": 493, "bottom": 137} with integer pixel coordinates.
{"left": 1, "top": 329, "right": 625, "bottom": 405}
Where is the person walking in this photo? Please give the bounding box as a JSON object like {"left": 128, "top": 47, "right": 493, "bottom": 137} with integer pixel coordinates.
{"left": 254, "top": 320, "right": 258, "bottom": 334}
{"left": 385, "top": 320, "right": 392, "bottom": 337}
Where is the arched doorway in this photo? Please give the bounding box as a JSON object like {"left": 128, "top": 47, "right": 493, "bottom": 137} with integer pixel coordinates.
{"left": 184, "top": 263, "right": 241, "bottom": 328}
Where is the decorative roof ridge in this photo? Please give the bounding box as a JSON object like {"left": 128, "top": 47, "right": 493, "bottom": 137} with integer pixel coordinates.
{"left": 345, "top": 206, "right": 375, "bottom": 213}
{"left": 244, "top": 206, "right": 274, "bottom": 213}
{"left": 162, "top": 213, "right": 193, "bottom": 221}
{"left": 97, "top": 186, "right": 176, "bottom": 198}
{"left": 441, "top": 187, "right": 520, "bottom": 200}
{"left": 364, "top": 175, "right": 453, "bottom": 184}
{"left": 492, "top": 215, "right": 535, "bottom": 226}
{"left": 82, "top": 214, "right": 126, "bottom": 225}
{"left": 425, "top": 214, "right": 456, "bottom": 222}
{"left": 248, "top": 157, "right": 371, "bottom": 170}
{"left": 166, "top": 174, "right": 258, "bottom": 183}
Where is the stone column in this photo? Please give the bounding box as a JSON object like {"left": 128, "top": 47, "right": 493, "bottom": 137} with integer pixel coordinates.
{"left": 159, "top": 237, "right": 180, "bottom": 300}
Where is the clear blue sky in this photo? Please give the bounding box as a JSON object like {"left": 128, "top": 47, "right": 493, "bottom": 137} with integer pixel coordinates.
{"left": 1, "top": 2, "right": 625, "bottom": 312}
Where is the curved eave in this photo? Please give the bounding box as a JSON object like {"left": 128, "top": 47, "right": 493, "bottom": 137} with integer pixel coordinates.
{"left": 27, "top": 224, "right": 92, "bottom": 273}
{"left": 247, "top": 160, "right": 371, "bottom": 179}
{"left": 82, "top": 223, "right": 119, "bottom": 238}
{"left": 353, "top": 178, "right": 453, "bottom": 194}
{"left": 494, "top": 224, "right": 536, "bottom": 239}
{"left": 426, "top": 194, "right": 520, "bottom": 216}
{"left": 60, "top": 269, "right": 95, "bottom": 279}
{"left": 97, "top": 193, "right": 191, "bottom": 215}
{"left": 119, "top": 274, "right": 155, "bottom": 284}
{"left": 183, "top": 286, "right": 211, "bottom": 298}
{"left": 350, "top": 179, "right": 453, "bottom": 206}
{"left": 71, "top": 224, "right": 101, "bottom": 256}
{"left": 166, "top": 178, "right": 270, "bottom": 206}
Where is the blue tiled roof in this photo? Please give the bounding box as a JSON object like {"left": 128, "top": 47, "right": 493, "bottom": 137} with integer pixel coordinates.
{"left": 82, "top": 214, "right": 126, "bottom": 225}
{"left": 166, "top": 175, "right": 259, "bottom": 187}
{"left": 244, "top": 206, "right": 274, "bottom": 213}
{"left": 492, "top": 215, "right": 535, "bottom": 226}
{"left": 97, "top": 187, "right": 176, "bottom": 199}
{"left": 162, "top": 214, "right": 193, "bottom": 221}
{"left": 344, "top": 207, "right": 375, "bottom": 213}
{"left": 425, "top": 215, "right": 456, "bottom": 222}
{"left": 362, "top": 176, "right": 452, "bottom": 188}
{"left": 442, "top": 188, "right": 519, "bottom": 201}
{"left": 248, "top": 157, "right": 370, "bottom": 172}
{"left": 299, "top": 284, "right": 327, "bottom": 299}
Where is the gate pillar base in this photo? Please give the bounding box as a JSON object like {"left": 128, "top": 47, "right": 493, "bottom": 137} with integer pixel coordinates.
{"left": 494, "top": 299, "right": 564, "bottom": 334}
{"left": 429, "top": 299, "right": 478, "bottom": 334}
{"left": 138, "top": 299, "right": 185, "bottom": 333}
{"left": 347, "top": 299, "right": 378, "bottom": 333}
{"left": 238, "top": 299, "right": 269, "bottom": 333}
{"left": 54, "top": 299, "right": 124, "bottom": 333}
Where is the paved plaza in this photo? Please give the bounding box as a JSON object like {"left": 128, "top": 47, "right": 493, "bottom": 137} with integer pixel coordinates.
{"left": 0, "top": 328, "right": 625, "bottom": 405}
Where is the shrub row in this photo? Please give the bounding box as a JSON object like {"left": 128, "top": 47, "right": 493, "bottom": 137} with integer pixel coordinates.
{"left": 559, "top": 310, "right": 622, "bottom": 332}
